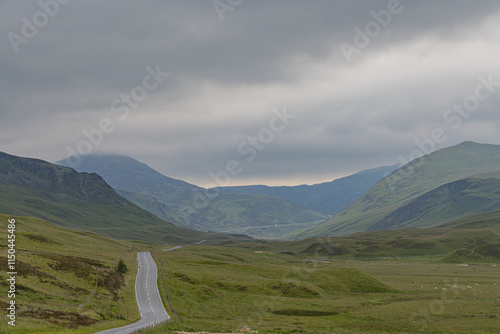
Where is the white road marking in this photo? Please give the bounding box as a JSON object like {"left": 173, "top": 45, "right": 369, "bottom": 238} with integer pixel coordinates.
{"left": 94, "top": 252, "right": 170, "bottom": 334}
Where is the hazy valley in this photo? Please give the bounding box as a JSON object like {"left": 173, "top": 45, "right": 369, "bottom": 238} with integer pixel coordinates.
{"left": 1, "top": 141, "right": 500, "bottom": 333}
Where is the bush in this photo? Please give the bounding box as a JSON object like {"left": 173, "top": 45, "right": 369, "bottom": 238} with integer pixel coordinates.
{"left": 116, "top": 259, "right": 128, "bottom": 274}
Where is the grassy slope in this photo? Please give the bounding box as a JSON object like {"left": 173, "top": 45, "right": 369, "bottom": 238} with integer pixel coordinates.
{"left": 0, "top": 184, "right": 255, "bottom": 247}
{"left": 146, "top": 245, "right": 397, "bottom": 334}
{"left": 136, "top": 212, "right": 500, "bottom": 333}
{"left": 0, "top": 152, "right": 254, "bottom": 245}
{"left": 115, "top": 189, "right": 190, "bottom": 228}
{"left": 56, "top": 155, "right": 200, "bottom": 225}
{"left": 1, "top": 212, "right": 498, "bottom": 334}
{"left": 0, "top": 183, "right": 201, "bottom": 245}
{"left": 138, "top": 243, "right": 500, "bottom": 334}
{"left": 296, "top": 142, "right": 500, "bottom": 238}
{"left": 0, "top": 214, "right": 149, "bottom": 334}
{"left": 212, "top": 164, "right": 398, "bottom": 215}
{"left": 368, "top": 177, "right": 500, "bottom": 231}
{"left": 186, "top": 192, "right": 327, "bottom": 239}
{"left": 0, "top": 151, "right": 204, "bottom": 244}
{"left": 221, "top": 209, "right": 500, "bottom": 260}
{"left": 58, "top": 154, "right": 327, "bottom": 238}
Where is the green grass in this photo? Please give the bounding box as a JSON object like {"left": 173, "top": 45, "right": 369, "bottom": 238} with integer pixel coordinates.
{"left": 1, "top": 212, "right": 500, "bottom": 333}
{"left": 0, "top": 184, "right": 253, "bottom": 246}
{"left": 440, "top": 243, "right": 500, "bottom": 263}
{"left": 213, "top": 164, "right": 398, "bottom": 216}
{"left": 122, "top": 189, "right": 327, "bottom": 239}
{"left": 130, "top": 211, "right": 500, "bottom": 332}
{"left": 0, "top": 183, "right": 202, "bottom": 245}
{"left": 145, "top": 245, "right": 397, "bottom": 334}
{"left": 233, "top": 210, "right": 500, "bottom": 260}
{"left": 58, "top": 154, "right": 328, "bottom": 239}
{"left": 1, "top": 152, "right": 253, "bottom": 245}
{"left": 133, "top": 244, "right": 500, "bottom": 334}
{"left": 0, "top": 214, "right": 149, "bottom": 333}
{"left": 296, "top": 142, "right": 500, "bottom": 238}
{"left": 376, "top": 178, "right": 500, "bottom": 230}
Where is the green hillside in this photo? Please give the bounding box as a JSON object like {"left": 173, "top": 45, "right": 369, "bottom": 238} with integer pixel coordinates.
{"left": 212, "top": 164, "right": 398, "bottom": 215}
{"left": 440, "top": 243, "right": 500, "bottom": 263}
{"left": 148, "top": 244, "right": 396, "bottom": 334}
{"left": 115, "top": 189, "right": 190, "bottom": 227}
{"left": 0, "top": 214, "right": 143, "bottom": 333}
{"left": 437, "top": 207, "right": 500, "bottom": 230}
{"left": 295, "top": 142, "right": 500, "bottom": 238}
{"left": 222, "top": 209, "right": 500, "bottom": 260}
{"left": 0, "top": 152, "right": 205, "bottom": 244}
{"left": 140, "top": 214, "right": 500, "bottom": 333}
{"left": 184, "top": 192, "right": 327, "bottom": 239}
{"left": 2, "top": 211, "right": 499, "bottom": 333}
{"left": 368, "top": 177, "right": 500, "bottom": 231}
{"left": 58, "top": 154, "right": 195, "bottom": 227}
{"left": 57, "top": 155, "right": 327, "bottom": 239}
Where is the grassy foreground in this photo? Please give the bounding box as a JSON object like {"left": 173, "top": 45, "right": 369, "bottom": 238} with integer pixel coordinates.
{"left": 139, "top": 245, "right": 500, "bottom": 334}
{"left": 0, "top": 214, "right": 146, "bottom": 334}
{"left": 1, "top": 213, "right": 499, "bottom": 333}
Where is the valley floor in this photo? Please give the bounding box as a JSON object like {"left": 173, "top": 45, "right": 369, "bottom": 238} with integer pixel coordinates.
{"left": 2, "top": 215, "right": 499, "bottom": 334}
{"left": 139, "top": 246, "right": 500, "bottom": 334}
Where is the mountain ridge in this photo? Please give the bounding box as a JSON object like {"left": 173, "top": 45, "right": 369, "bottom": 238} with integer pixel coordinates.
{"left": 0, "top": 151, "right": 205, "bottom": 243}
{"left": 212, "top": 164, "right": 398, "bottom": 215}
{"left": 294, "top": 141, "right": 500, "bottom": 238}
{"left": 57, "top": 154, "right": 328, "bottom": 239}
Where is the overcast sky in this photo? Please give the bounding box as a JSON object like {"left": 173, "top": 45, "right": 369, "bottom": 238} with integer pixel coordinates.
{"left": 1, "top": 1, "right": 500, "bottom": 186}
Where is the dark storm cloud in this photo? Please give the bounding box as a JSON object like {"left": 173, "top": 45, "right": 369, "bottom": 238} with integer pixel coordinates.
{"left": 1, "top": 0, "right": 500, "bottom": 185}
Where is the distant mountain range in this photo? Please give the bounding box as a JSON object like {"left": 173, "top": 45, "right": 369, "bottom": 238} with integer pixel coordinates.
{"left": 57, "top": 155, "right": 330, "bottom": 239}
{"left": 294, "top": 141, "right": 500, "bottom": 239}
{"left": 212, "top": 164, "right": 398, "bottom": 215}
{"left": 4, "top": 140, "right": 500, "bottom": 243}
{"left": 0, "top": 151, "right": 248, "bottom": 244}
{"left": 57, "top": 141, "right": 500, "bottom": 240}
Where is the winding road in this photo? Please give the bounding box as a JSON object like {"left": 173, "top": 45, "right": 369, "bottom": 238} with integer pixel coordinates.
{"left": 96, "top": 252, "right": 170, "bottom": 334}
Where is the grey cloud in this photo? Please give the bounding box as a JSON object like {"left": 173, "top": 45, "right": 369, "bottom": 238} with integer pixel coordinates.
{"left": 1, "top": 0, "right": 500, "bottom": 186}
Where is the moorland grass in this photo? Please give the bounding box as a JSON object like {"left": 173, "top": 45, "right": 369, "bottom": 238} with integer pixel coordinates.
{"left": 2, "top": 212, "right": 499, "bottom": 334}
{"left": 134, "top": 244, "right": 500, "bottom": 334}
{"left": 0, "top": 215, "right": 147, "bottom": 333}
{"left": 297, "top": 142, "right": 500, "bottom": 239}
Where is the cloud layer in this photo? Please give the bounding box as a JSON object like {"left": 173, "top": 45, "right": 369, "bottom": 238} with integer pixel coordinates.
{"left": 1, "top": 0, "right": 500, "bottom": 186}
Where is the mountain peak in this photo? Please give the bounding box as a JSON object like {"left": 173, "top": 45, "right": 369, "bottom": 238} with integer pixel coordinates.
{"left": 1, "top": 151, "right": 126, "bottom": 204}
{"left": 297, "top": 141, "right": 500, "bottom": 238}
{"left": 457, "top": 140, "right": 483, "bottom": 148}
{"left": 0, "top": 151, "right": 200, "bottom": 243}
{"left": 57, "top": 154, "right": 195, "bottom": 192}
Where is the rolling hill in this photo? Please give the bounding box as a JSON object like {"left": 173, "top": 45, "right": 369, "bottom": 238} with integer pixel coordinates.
{"left": 57, "top": 154, "right": 327, "bottom": 239}
{"left": 0, "top": 214, "right": 141, "bottom": 333}
{"left": 212, "top": 164, "right": 398, "bottom": 215}
{"left": 294, "top": 141, "right": 500, "bottom": 238}
{"left": 367, "top": 177, "right": 500, "bottom": 231}
{"left": 0, "top": 151, "right": 239, "bottom": 244}
{"left": 227, "top": 208, "right": 500, "bottom": 259}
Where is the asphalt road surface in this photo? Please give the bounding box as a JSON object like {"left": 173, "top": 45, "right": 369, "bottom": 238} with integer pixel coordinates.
{"left": 95, "top": 252, "right": 170, "bottom": 334}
